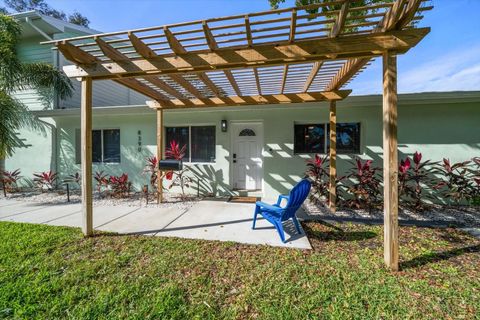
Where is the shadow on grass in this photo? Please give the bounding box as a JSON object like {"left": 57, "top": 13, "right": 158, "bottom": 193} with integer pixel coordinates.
{"left": 303, "top": 220, "right": 378, "bottom": 242}
{"left": 400, "top": 244, "right": 480, "bottom": 270}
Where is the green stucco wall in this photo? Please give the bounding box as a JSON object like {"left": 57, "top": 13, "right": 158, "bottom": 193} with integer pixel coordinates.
{"left": 35, "top": 93, "right": 479, "bottom": 201}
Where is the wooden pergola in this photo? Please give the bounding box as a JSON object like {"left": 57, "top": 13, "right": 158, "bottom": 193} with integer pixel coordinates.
{"left": 43, "top": 0, "right": 432, "bottom": 271}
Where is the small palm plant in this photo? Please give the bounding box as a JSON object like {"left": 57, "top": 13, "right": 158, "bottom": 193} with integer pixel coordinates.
{"left": 165, "top": 140, "right": 192, "bottom": 199}
{"left": 143, "top": 156, "right": 158, "bottom": 191}
{"left": 0, "top": 168, "right": 22, "bottom": 193}
{"left": 0, "top": 15, "right": 73, "bottom": 177}
{"left": 33, "top": 171, "right": 58, "bottom": 192}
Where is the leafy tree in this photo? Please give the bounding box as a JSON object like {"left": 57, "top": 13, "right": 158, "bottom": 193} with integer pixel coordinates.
{"left": 269, "top": 0, "right": 395, "bottom": 28}
{"left": 68, "top": 11, "right": 90, "bottom": 27}
{"left": 3, "top": 0, "right": 90, "bottom": 27}
{"left": 0, "top": 7, "right": 8, "bottom": 14}
{"left": 0, "top": 14, "right": 73, "bottom": 176}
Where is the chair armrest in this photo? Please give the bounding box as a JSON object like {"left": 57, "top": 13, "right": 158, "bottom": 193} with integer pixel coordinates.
{"left": 276, "top": 195, "right": 289, "bottom": 206}
{"left": 256, "top": 201, "right": 284, "bottom": 215}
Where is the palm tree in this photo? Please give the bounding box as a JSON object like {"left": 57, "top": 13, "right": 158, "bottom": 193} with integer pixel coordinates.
{"left": 0, "top": 14, "right": 73, "bottom": 177}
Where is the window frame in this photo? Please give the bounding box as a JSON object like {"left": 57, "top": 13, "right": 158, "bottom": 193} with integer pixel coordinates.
{"left": 76, "top": 128, "right": 121, "bottom": 164}
{"left": 164, "top": 124, "right": 217, "bottom": 164}
{"left": 293, "top": 122, "right": 362, "bottom": 155}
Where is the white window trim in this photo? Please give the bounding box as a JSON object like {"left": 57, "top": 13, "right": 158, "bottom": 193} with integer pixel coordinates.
{"left": 92, "top": 128, "right": 121, "bottom": 164}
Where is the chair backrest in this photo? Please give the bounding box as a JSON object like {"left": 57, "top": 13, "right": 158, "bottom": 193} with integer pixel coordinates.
{"left": 282, "top": 179, "right": 311, "bottom": 220}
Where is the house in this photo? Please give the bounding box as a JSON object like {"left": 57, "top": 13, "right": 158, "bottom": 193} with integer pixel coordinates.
{"left": 5, "top": 11, "right": 480, "bottom": 202}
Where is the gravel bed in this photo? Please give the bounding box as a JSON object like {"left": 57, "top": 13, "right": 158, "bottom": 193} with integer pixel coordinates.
{"left": 303, "top": 199, "right": 480, "bottom": 227}
{"left": 3, "top": 190, "right": 199, "bottom": 211}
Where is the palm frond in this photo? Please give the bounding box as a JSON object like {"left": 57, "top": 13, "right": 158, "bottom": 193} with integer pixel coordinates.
{"left": 0, "top": 90, "right": 46, "bottom": 158}
{"left": 19, "top": 63, "right": 74, "bottom": 99}
{"left": 0, "top": 14, "right": 22, "bottom": 92}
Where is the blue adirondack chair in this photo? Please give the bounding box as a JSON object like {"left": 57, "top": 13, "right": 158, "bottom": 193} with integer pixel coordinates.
{"left": 252, "top": 179, "right": 311, "bottom": 243}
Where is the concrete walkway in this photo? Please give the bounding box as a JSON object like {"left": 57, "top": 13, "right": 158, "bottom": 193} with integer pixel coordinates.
{"left": 0, "top": 198, "right": 311, "bottom": 249}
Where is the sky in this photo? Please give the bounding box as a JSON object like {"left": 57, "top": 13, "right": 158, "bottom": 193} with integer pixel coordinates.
{"left": 3, "top": 0, "right": 480, "bottom": 95}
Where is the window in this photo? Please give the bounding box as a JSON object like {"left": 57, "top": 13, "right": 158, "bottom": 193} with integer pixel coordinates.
{"left": 294, "top": 123, "right": 360, "bottom": 154}
{"left": 294, "top": 124, "right": 325, "bottom": 154}
{"left": 165, "top": 126, "right": 216, "bottom": 163}
{"left": 76, "top": 129, "right": 120, "bottom": 164}
{"left": 239, "top": 128, "right": 256, "bottom": 136}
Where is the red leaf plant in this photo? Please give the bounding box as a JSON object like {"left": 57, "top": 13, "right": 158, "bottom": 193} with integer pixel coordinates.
{"left": 342, "top": 158, "right": 382, "bottom": 211}
{"left": 33, "top": 170, "right": 58, "bottom": 192}
{"left": 0, "top": 169, "right": 22, "bottom": 193}
{"left": 94, "top": 171, "right": 109, "bottom": 194}
{"left": 434, "top": 158, "right": 474, "bottom": 204}
{"left": 109, "top": 173, "right": 131, "bottom": 198}
{"left": 471, "top": 157, "right": 480, "bottom": 205}
{"left": 165, "top": 140, "right": 186, "bottom": 161}
{"left": 164, "top": 140, "right": 192, "bottom": 199}
{"left": 305, "top": 154, "right": 330, "bottom": 205}
{"left": 398, "top": 152, "right": 436, "bottom": 211}
{"left": 142, "top": 156, "right": 158, "bottom": 190}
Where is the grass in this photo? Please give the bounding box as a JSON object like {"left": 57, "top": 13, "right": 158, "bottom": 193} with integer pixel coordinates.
{"left": 0, "top": 221, "right": 479, "bottom": 319}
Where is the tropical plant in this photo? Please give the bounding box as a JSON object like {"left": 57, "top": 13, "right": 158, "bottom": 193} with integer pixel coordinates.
{"left": 109, "top": 173, "right": 131, "bottom": 198}
{"left": 94, "top": 171, "right": 109, "bottom": 193}
{"left": 33, "top": 170, "right": 57, "bottom": 191}
{"left": 471, "top": 157, "right": 480, "bottom": 205}
{"left": 343, "top": 158, "right": 382, "bottom": 211}
{"left": 398, "top": 152, "right": 437, "bottom": 211}
{"left": 143, "top": 156, "right": 158, "bottom": 191}
{"left": 0, "top": 15, "right": 73, "bottom": 177}
{"left": 305, "top": 154, "right": 330, "bottom": 204}
{"left": 434, "top": 159, "right": 474, "bottom": 204}
{"left": 63, "top": 172, "right": 81, "bottom": 188}
{"left": 0, "top": 168, "right": 21, "bottom": 193}
{"left": 165, "top": 140, "right": 192, "bottom": 199}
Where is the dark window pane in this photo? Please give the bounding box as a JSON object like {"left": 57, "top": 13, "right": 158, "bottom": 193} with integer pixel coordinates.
{"left": 294, "top": 124, "right": 325, "bottom": 154}
{"left": 103, "top": 129, "right": 121, "bottom": 163}
{"left": 327, "top": 123, "right": 361, "bottom": 154}
{"left": 191, "top": 126, "right": 216, "bottom": 162}
{"left": 92, "top": 130, "right": 102, "bottom": 163}
{"left": 165, "top": 127, "right": 189, "bottom": 161}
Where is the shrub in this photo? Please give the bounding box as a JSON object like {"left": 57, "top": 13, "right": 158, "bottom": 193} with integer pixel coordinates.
{"left": 94, "top": 171, "right": 109, "bottom": 193}
{"left": 109, "top": 173, "right": 131, "bottom": 198}
{"left": 33, "top": 171, "right": 58, "bottom": 192}
{"left": 434, "top": 159, "right": 474, "bottom": 204}
{"left": 305, "top": 154, "right": 329, "bottom": 204}
{"left": 0, "top": 169, "right": 22, "bottom": 193}
{"left": 165, "top": 140, "right": 192, "bottom": 199}
{"left": 63, "top": 172, "right": 81, "bottom": 188}
{"left": 471, "top": 157, "right": 480, "bottom": 205}
{"left": 143, "top": 156, "right": 158, "bottom": 191}
{"left": 398, "top": 152, "right": 437, "bottom": 212}
{"left": 342, "top": 158, "right": 382, "bottom": 211}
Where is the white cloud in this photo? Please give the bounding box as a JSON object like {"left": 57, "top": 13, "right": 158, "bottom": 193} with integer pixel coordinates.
{"left": 348, "top": 45, "right": 480, "bottom": 95}
{"left": 398, "top": 45, "right": 480, "bottom": 93}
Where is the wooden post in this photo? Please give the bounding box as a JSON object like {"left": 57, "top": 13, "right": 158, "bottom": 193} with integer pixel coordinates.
{"left": 156, "top": 109, "right": 164, "bottom": 203}
{"left": 383, "top": 52, "right": 399, "bottom": 271}
{"left": 329, "top": 100, "right": 337, "bottom": 212}
{"left": 81, "top": 78, "right": 93, "bottom": 236}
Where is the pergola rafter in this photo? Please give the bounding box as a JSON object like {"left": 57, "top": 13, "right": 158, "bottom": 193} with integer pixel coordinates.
{"left": 45, "top": 0, "right": 432, "bottom": 271}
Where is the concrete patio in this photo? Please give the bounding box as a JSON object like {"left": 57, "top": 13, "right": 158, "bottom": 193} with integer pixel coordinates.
{"left": 0, "top": 198, "right": 311, "bottom": 249}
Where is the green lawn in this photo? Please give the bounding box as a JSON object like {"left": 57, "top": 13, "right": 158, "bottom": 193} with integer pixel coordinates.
{"left": 0, "top": 221, "right": 479, "bottom": 319}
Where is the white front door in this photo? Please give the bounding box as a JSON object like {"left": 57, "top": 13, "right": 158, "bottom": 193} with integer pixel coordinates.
{"left": 232, "top": 123, "right": 263, "bottom": 190}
